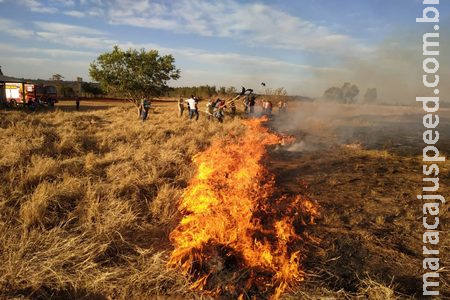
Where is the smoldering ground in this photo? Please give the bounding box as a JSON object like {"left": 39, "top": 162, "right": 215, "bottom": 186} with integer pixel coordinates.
{"left": 265, "top": 100, "right": 450, "bottom": 297}
{"left": 271, "top": 101, "right": 450, "bottom": 158}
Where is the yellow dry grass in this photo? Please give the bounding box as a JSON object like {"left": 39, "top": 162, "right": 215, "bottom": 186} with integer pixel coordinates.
{"left": 0, "top": 104, "right": 244, "bottom": 299}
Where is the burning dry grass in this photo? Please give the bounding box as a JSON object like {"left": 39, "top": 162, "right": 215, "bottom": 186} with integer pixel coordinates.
{"left": 0, "top": 105, "right": 246, "bottom": 299}
{"left": 168, "top": 118, "right": 319, "bottom": 299}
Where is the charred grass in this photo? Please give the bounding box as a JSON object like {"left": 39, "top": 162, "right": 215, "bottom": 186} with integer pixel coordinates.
{"left": 267, "top": 112, "right": 450, "bottom": 299}
{"left": 0, "top": 105, "right": 246, "bottom": 299}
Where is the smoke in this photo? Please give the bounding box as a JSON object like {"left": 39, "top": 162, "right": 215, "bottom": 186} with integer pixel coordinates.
{"left": 309, "top": 23, "right": 449, "bottom": 104}
{"left": 270, "top": 16, "right": 450, "bottom": 154}
{"left": 272, "top": 100, "right": 426, "bottom": 154}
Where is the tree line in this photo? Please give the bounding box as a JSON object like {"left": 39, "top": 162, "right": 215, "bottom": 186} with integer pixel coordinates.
{"left": 166, "top": 86, "right": 239, "bottom": 99}
{"left": 323, "top": 82, "right": 377, "bottom": 104}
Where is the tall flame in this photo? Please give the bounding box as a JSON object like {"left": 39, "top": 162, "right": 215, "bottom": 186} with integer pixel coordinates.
{"left": 168, "top": 118, "right": 319, "bottom": 299}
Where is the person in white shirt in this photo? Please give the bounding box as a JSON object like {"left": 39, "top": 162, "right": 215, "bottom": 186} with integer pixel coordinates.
{"left": 185, "top": 95, "right": 199, "bottom": 120}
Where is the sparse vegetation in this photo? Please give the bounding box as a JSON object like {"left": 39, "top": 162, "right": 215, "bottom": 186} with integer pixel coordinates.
{"left": 264, "top": 87, "right": 289, "bottom": 104}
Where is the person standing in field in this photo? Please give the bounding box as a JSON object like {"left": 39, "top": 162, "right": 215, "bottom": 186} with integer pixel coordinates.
{"left": 75, "top": 95, "right": 80, "bottom": 111}
{"left": 281, "top": 100, "right": 287, "bottom": 113}
{"left": 194, "top": 96, "right": 200, "bottom": 120}
{"left": 140, "top": 97, "right": 151, "bottom": 121}
{"left": 178, "top": 96, "right": 184, "bottom": 117}
{"left": 278, "top": 100, "right": 287, "bottom": 114}
{"left": 213, "top": 98, "right": 226, "bottom": 123}
{"left": 262, "top": 99, "right": 267, "bottom": 116}
{"left": 248, "top": 92, "right": 256, "bottom": 114}
{"left": 229, "top": 99, "right": 236, "bottom": 117}
{"left": 243, "top": 96, "right": 250, "bottom": 113}
{"left": 266, "top": 100, "right": 273, "bottom": 117}
{"left": 206, "top": 98, "right": 214, "bottom": 120}
{"left": 262, "top": 99, "right": 273, "bottom": 117}
{"left": 186, "top": 95, "right": 199, "bottom": 120}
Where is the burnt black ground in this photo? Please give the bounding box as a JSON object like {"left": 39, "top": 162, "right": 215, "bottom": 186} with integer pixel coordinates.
{"left": 264, "top": 103, "right": 450, "bottom": 298}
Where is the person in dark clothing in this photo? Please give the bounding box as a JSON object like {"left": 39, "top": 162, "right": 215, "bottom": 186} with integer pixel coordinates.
{"left": 194, "top": 96, "right": 200, "bottom": 120}
{"left": 244, "top": 96, "right": 249, "bottom": 113}
{"left": 75, "top": 96, "right": 80, "bottom": 111}
{"left": 140, "top": 98, "right": 151, "bottom": 121}
{"left": 205, "top": 99, "right": 214, "bottom": 120}
{"left": 230, "top": 100, "right": 236, "bottom": 117}
{"left": 213, "top": 98, "right": 226, "bottom": 123}
{"left": 248, "top": 93, "right": 256, "bottom": 114}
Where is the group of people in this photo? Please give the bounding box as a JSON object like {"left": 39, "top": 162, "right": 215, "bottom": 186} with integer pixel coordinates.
{"left": 178, "top": 95, "right": 229, "bottom": 122}
{"left": 177, "top": 95, "right": 198, "bottom": 120}
{"left": 25, "top": 97, "right": 41, "bottom": 111}
{"left": 139, "top": 93, "right": 288, "bottom": 122}
{"left": 278, "top": 100, "right": 288, "bottom": 114}
{"left": 260, "top": 99, "right": 287, "bottom": 116}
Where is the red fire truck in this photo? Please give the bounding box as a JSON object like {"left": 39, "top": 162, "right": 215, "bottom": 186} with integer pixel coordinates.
{"left": 5, "top": 83, "right": 57, "bottom": 107}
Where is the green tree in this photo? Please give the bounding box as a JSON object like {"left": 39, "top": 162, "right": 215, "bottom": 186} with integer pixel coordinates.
{"left": 81, "top": 82, "right": 106, "bottom": 98}
{"left": 89, "top": 46, "right": 180, "bottom": 113}
{"left": 51, "top": 74, "right": 64, "bottom": 81}
{"left": 60, "top": 86, "right": 75, "bottom": 97}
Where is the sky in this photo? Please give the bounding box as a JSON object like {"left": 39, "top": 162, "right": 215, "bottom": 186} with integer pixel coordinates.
{"left": 0, "top": 0, "right": 449, "bottom": 99}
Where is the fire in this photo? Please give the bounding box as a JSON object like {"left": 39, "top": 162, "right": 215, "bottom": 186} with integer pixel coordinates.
{"left": 168, "top": 118, "right": 319, "bottom": 299}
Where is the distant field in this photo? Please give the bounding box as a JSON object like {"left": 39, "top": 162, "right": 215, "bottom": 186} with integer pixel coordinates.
{"left": 0, "top": 101, "right": 448, "bottom": 299}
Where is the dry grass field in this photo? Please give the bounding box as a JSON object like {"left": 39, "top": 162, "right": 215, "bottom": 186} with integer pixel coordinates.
{"left": 0, "top": 100, "right": 247, "bottom": 299}
{"left": 0, "top": 100, "right": 449, "bottom": 299}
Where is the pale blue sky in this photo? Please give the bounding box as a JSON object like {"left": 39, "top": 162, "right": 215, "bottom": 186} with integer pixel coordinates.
{"left": 0, "top": 0, "right": 448, "bottom": 97}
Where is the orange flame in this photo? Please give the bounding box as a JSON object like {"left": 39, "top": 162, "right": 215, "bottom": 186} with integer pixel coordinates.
{"left": 168, "top": 118, "right": 319, "bottom": 299}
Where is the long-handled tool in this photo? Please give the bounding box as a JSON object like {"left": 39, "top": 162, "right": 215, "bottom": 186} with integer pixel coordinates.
{"left": 225, "top": 86, "right": 253, "bottom": 105}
